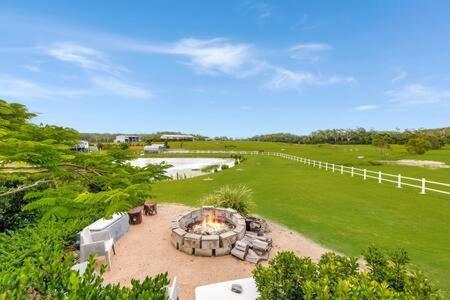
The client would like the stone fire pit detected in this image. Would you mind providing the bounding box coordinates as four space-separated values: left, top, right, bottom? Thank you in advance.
171 206 246 257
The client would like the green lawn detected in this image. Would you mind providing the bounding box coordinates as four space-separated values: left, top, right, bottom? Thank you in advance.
151 142 450 294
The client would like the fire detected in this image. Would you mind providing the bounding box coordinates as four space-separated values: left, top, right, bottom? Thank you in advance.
189 212 228 234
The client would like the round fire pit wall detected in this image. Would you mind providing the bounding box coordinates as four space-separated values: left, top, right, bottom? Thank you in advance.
171 206 246 257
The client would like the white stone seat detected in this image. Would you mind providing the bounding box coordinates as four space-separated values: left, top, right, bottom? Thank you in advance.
79 228 116 270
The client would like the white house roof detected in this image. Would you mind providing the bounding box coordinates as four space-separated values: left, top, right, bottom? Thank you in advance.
160 134 194 139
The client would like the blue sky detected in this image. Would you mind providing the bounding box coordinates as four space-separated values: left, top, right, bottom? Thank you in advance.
1 1 449 137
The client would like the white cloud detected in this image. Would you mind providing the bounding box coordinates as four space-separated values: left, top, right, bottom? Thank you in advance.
45 42 126 74
386 83 450 105
129 38 258 77
288 43 330 62
0 76 86 101
90 76 152 98
23 65 41 72
391 68 407 83
354 105 378 111
264 67 354 90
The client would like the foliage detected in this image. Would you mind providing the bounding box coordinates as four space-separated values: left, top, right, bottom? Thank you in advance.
0 99 172 297
201 185 254 216
253 249 441 299
221 164 229 170
406 137 432 154
0 218 169 299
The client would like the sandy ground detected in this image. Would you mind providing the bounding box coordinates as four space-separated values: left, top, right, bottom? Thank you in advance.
380 159 450 169
102 204 332 299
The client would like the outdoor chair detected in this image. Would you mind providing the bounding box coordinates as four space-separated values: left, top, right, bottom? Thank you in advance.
80 228 116 270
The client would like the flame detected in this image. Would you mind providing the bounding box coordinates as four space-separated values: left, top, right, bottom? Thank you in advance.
190 212 227 234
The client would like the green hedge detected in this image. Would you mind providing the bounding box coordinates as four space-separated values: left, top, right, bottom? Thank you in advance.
253 248 441 299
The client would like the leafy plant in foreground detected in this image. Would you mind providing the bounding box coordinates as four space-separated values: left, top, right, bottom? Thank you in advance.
253 248 441 299
201 185 255 216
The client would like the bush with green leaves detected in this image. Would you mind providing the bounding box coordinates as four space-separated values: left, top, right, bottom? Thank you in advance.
406 137 432 154
201 185 254 216
253 248 441 299
0 218 169 299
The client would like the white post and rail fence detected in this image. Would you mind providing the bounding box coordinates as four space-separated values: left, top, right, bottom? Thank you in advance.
167 149 450 196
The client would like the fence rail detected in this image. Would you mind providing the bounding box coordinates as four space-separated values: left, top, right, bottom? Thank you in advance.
166 149 450 196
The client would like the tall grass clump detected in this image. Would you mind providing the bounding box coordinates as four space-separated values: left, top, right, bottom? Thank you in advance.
201 185 255 216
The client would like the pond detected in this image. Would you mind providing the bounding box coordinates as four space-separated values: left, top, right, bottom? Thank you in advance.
130 157 236 179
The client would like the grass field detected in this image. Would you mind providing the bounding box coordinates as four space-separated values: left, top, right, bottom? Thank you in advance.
150 141 450 294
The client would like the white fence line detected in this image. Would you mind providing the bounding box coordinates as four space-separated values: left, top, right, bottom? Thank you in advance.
166 149 450 196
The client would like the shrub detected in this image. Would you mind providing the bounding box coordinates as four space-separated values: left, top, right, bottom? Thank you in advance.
0 218 169 299
221 164 229 170
253 248 441 299
406 137 432 154
201 185 255 216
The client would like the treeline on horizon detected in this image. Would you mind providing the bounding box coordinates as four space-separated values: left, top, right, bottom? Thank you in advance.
81 127 450 146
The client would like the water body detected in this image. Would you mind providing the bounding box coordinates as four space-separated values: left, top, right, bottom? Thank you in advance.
130 157 236 179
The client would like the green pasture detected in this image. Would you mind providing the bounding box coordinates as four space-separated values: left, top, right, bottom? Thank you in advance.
150 141 450 294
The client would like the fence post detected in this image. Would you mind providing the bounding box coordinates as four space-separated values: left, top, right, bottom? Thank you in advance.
351 167 354 176
325 162 328 171
313 160 316 167
363 169 367 180
421 178 426 194
397 174 402 188
319 161 322 169
340 165 344 174
378 171 382 183
332 163 335 172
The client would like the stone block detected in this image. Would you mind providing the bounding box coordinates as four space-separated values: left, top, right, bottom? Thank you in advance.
180 244 194 255
245 249 263 264
224 208 237 219
190 209 203 222
214 208 227 218
171 228 186 249
220 231 237 248
183 233 202 248
252 239 269 252
235 240 249 252
171 221 180 230
201 234 220 249
233 225 246 240
195 248 213 257
215 245 232 256
179 217 195 229
231 248 246 260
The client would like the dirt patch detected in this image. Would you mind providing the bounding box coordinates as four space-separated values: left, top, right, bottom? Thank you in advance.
101 204 333 299
380 159 450 169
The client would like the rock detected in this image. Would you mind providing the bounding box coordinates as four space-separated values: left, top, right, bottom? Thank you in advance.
252 239 269 252
231 284 243 294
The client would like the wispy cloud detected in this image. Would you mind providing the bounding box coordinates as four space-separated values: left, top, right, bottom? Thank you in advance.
391 67 407 83
44 42 127 74
129 38 259 77
90 76 152 98
386 83 450 105
23 65 41 72
354 105 378 111
238 1 272 23
0 76 86 101
264 67 354 90
288 43 331 63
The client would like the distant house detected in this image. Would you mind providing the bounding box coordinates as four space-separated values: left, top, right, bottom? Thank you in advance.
144 144 166 154
114 135 142 143
74 140 89 152
160 134 194 141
